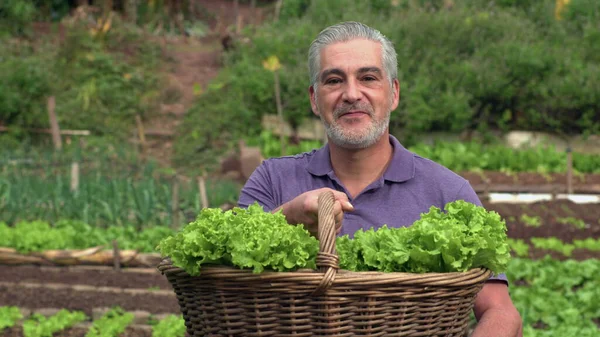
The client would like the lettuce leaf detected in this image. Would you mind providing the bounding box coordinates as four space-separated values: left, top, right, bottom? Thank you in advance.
159 200 509 275
337 200 510 274
157 203 319 276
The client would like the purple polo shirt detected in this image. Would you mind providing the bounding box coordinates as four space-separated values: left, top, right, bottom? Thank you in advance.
238 135 508 283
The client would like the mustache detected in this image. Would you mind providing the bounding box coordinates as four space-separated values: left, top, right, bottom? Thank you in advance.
333 103 374 118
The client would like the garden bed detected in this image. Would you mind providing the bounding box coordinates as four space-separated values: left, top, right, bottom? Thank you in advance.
463 171 600 193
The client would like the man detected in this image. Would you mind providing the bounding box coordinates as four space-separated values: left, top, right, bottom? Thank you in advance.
238 21 522 337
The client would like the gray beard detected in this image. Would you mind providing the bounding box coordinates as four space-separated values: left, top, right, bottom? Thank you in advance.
316 97 392 149
321 111 390 149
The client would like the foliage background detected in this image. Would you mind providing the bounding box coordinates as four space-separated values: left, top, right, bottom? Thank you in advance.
173 0 600 169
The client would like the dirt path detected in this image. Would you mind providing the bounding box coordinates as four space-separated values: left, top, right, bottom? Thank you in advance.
144 0 272 166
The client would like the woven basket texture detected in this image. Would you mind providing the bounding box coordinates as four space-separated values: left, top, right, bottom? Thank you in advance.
158 191 491 336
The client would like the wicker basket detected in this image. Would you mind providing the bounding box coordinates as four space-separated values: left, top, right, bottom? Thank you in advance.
158 191 491 336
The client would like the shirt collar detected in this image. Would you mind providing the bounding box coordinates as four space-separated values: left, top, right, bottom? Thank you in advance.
306 134 415 183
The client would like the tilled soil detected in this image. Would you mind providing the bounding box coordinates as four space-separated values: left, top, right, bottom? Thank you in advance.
462 171 600 192
0 266 171 290
482 199 600 242
0 283 180 317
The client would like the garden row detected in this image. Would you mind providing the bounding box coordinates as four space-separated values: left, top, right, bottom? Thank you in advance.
0 306 185 337
0 257 597 337
3 138 600 227
1 200 598 260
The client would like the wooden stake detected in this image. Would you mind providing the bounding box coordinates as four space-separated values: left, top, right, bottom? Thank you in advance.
236 14 244 34
251 0 257 25
198 175 209 209
125 0 138 24
70 162 80 193
274 0 283 22
483 178 490 202
234 0 240 34
47 96 62 150
171 177 180 228
0 126 90 136
566 147 573 194
112 240 121 271
273 71 285 155
135 114 147 159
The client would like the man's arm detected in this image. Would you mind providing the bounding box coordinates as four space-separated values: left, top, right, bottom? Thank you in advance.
471 281 522 337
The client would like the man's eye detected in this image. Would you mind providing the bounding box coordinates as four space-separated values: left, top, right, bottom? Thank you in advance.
325 78 342 85
363 76 377 81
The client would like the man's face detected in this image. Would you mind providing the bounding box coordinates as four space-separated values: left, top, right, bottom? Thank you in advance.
310 39 399 149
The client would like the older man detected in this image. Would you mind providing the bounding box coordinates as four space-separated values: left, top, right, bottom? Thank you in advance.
238 21 522 337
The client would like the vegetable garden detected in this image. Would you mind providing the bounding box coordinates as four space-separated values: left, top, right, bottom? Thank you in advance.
1 143 599 336
1 0 599 336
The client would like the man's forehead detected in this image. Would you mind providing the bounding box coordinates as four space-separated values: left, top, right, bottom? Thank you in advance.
319 39 383 70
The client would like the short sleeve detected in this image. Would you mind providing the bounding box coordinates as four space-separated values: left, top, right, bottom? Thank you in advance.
237 161 277 211
454 180 483 206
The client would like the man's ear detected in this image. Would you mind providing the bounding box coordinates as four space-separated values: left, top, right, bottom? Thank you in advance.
390 79 400 111
309 85 319 117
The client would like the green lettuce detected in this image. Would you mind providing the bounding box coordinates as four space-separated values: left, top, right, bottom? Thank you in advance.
159 200 509 275
157 203 319 276
337 200 510 274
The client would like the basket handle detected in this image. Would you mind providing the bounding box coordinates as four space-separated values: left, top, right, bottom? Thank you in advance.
312 190 339 296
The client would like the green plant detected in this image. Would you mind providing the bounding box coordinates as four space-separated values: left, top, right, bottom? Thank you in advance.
531 237 575 257
508 257 600 336
508 239 530 258
86 307 133 337
556 217 587 229
0 12 171 140
520 214 542 228
160 200 509 275
0 219 176 253
151 315 186 337
157 203 320 276
23 309 87 337
0 306 23 330
245 130 322 158
0 149 240 227
0 0 36 37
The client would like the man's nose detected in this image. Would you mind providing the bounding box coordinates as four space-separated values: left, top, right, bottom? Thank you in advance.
342 79 362 103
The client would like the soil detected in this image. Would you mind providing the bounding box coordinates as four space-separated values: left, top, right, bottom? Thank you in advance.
0 283 180 317
141 0 275 166
0 266 171 290
483 199 600 241
461 171 600 193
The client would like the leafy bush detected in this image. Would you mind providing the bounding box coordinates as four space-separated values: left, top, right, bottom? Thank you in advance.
0 45 53 128
0 0 36 37
0 13 170 139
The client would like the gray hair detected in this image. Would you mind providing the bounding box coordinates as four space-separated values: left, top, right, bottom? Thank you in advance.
308 22 398 89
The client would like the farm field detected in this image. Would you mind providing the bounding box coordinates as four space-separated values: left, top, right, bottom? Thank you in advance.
1 198 599 336
2 144 600 336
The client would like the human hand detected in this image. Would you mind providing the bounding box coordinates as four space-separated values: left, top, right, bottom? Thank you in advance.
277 188 354 236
